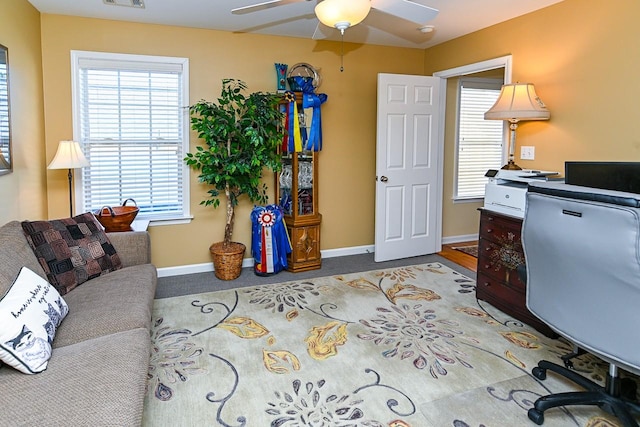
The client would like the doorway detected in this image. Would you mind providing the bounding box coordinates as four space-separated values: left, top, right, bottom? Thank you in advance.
433 56 512 243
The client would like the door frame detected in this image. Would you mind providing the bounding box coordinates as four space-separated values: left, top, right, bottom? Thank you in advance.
433 55 512 82
431 55 512 238
432 56 513 156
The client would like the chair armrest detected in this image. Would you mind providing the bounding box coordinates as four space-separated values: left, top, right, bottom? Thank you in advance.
106 231 151 267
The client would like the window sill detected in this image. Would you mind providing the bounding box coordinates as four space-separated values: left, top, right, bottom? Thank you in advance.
145 215 194 227
452 197 483 204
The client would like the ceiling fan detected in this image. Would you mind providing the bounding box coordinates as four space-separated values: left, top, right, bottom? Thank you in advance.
231 0 439 36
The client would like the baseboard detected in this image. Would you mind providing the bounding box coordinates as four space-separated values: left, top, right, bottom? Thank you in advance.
441 234 478 245
321 244 375 258
156 244 376 278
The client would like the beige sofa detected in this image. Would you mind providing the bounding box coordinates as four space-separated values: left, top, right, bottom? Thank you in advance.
0 220 157 426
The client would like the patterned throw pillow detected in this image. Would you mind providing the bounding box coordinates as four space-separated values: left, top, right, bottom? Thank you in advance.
21 213 122 295
0 267 69 374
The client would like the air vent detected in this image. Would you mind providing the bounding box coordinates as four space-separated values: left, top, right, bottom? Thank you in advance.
103 0 145 8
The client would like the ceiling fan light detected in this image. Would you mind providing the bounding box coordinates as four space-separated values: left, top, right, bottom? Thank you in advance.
315 0 371 31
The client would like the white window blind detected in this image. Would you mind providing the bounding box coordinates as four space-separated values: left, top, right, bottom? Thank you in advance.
455 78 504 199
72 51 189 220
0 61 9 164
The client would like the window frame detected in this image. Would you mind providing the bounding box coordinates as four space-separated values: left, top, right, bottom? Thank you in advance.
70 50 191 225
453 77 506 202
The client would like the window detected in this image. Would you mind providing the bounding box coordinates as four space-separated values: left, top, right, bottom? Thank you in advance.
455 78 504 200
71 51 190 222
0 48 10 171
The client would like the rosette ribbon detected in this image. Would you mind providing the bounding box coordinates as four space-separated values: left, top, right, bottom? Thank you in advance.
251 205 292 275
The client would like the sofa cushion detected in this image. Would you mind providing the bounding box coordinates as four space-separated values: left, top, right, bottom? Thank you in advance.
21 213 122 295
0 221 47 299
0 267 69 374
0 328 150 427
52 264 157 348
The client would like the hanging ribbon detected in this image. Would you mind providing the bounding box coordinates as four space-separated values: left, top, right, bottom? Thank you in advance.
294 76 328 152
285 91 303 153
280 102 289 152
303 92 328 151
292 101 303 152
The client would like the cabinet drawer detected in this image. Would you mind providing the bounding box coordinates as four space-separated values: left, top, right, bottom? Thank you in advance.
476 272 557 338
476 272 527 312
477 238 526 291
479 211 522 244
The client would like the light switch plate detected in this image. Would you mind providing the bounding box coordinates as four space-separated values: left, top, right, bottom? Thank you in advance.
520 146 535 160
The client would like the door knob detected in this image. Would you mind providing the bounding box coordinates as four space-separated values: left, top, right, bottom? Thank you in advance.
380 176 388 183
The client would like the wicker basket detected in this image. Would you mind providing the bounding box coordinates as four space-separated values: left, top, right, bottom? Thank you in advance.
95 199 139 232
209 241 246 280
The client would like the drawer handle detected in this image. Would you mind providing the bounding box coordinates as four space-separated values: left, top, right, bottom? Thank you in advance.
484 264 490 269
483 282 490 287
486 228 493 233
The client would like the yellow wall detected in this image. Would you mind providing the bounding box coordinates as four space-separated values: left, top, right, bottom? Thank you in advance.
39 14 425 268
0 0 46 223
425 0 640 174
9 0 640 269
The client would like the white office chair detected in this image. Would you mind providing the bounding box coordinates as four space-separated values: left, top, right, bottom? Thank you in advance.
522 181 640 426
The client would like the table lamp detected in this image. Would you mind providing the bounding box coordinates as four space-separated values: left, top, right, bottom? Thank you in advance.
484 83 550 170
48 140 90 217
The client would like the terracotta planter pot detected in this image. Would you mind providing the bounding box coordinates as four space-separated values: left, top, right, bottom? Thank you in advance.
209 241 246 280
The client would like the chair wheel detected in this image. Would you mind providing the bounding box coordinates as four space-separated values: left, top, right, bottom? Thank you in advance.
532 366 547 380
528 408 544 425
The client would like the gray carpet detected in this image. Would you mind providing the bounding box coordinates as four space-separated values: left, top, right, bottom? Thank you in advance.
155 253 475 298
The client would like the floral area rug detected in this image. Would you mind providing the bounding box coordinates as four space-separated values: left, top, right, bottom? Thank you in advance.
142 262 633 426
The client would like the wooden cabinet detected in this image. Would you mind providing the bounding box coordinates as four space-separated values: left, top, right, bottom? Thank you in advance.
275 93 321 272
477 209 555 337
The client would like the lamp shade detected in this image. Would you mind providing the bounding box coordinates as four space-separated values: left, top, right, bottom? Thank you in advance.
315 0 371 32
484 83 550 122
48 140 90 169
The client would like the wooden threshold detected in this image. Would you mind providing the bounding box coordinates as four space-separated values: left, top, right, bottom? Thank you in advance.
438 240 478 273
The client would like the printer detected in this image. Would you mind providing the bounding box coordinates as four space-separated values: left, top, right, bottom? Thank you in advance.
483 169 562 218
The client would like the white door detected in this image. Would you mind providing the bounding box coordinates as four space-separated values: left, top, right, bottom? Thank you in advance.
374 73 443 262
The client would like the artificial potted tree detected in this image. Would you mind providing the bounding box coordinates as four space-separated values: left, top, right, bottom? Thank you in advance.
186 79 284 280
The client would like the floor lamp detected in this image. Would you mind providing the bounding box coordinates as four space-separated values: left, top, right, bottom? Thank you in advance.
484 83 550 170
48 140 90 217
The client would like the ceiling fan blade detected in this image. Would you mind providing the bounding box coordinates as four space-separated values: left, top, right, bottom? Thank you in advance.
312 22 330 40
231 0 301 15
371 0 439 25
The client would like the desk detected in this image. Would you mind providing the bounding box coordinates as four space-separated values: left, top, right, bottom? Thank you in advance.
476 208 555 337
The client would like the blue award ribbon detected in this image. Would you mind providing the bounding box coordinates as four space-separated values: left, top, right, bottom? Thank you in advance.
303 92 327 151
294 76 327 152
251 205 292 274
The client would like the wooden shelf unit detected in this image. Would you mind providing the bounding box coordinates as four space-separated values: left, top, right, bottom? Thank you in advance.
275 93 322 272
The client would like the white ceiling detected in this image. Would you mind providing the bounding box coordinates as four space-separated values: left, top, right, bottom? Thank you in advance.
27 0 564 49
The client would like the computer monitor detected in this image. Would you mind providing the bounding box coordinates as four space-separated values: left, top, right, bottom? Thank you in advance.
565 161 640 194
